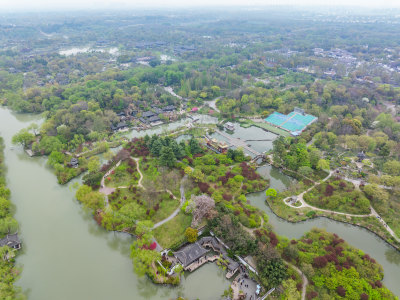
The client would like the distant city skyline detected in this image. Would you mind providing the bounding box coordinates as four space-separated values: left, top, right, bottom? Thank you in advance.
1 0 400 12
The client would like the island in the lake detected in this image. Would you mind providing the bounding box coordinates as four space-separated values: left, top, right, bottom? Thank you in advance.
1 7 400 300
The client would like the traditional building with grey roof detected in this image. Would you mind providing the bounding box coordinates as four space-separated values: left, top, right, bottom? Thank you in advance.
173 242 209 268
0 233 21 250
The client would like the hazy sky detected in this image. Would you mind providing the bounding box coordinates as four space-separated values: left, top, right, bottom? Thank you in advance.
1 0 400 12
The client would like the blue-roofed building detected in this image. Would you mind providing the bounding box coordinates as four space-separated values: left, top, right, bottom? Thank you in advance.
265 108 317 135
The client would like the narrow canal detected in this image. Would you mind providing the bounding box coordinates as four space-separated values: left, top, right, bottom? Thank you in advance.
251 165 400 296
0 107 399 298
0 108 229 300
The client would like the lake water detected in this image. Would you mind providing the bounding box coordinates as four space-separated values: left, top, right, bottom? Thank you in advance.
210 123 277 157
0 108 399 298
59 47 119 56
252 166 400 296
0 108 229 300
125 114 218 139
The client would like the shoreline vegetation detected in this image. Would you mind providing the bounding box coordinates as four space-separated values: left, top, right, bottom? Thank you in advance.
7 108 400 298
2 9 400 298
69 133 397 299
0 137 24 299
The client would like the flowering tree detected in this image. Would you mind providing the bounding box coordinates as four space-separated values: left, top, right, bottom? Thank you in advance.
191 194 215 227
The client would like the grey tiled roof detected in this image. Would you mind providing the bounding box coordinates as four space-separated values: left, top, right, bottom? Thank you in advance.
148 116 161 122
142 111 155 118
0 233 21 248
174 242 209 267
163 105 176 112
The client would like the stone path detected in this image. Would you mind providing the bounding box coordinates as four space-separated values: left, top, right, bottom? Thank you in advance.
98 158 188 230
370 207 400 242
132 157 144 188
285 262 308 300
206 96 221 113
282 169 400 242
152 175 187 229
99 160 122 200
231 273 258 300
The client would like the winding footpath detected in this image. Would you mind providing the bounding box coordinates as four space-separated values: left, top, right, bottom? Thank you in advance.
282 169 400 243
206 96 221 113
99 160 121 206
98 157 187 230
152 175 187 229
286 262 308 300
244 212 308 300
132 157 144 188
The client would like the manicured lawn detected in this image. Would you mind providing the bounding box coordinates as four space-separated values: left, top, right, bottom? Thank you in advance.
250 121 291 137
153 212 192 249
151 193 181 223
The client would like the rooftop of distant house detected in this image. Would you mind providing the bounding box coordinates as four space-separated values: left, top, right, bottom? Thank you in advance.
142 111 156 118
0 233 21 249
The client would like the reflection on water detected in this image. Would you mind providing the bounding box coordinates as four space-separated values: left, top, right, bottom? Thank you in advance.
0 107 399 297
176 134 192 143
256 164 294 192
248 166 400 295
385 249 400 266
126 114 218 140
210 123 277 157
0 108 231 300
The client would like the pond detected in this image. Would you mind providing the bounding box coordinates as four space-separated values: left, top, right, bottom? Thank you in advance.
249 165 400 295
209 123 277 157
59 47 119 56
1 107 399 298
0 108 230 300
125 114 218 140
175 134 192 143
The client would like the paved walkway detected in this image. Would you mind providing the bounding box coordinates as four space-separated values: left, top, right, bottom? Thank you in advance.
285 262 308 300
152 175 187 229
132 157 144 188
282 169 400 242
241 216 264 236
370 207 400 242
231 273 258 300
284 169 370 217
99 160 122 202
206 96 221 113
98 157 188 230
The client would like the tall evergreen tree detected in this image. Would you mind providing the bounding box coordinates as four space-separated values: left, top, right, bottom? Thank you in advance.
150 139 163 157
160 146 176 167
189 138 202 154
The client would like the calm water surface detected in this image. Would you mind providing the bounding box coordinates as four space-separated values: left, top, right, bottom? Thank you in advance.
0 108 399 298
0 108 229 300
210 123 277 157
253 165 400 296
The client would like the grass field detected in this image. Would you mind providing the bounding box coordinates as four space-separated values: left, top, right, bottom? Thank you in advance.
152 194 181 223
250 121 291 137
153 212 192 249
105 161 139 188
